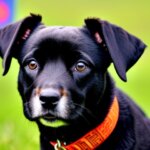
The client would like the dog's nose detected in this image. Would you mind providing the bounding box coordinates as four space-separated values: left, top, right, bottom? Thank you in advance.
39 89 60 109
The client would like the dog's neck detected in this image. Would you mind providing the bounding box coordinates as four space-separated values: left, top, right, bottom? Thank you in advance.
38 74 117 149
50 96 119 149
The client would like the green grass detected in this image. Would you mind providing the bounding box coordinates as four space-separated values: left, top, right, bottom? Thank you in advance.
0 0 150 149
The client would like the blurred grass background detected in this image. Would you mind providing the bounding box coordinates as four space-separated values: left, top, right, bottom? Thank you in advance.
0 0 150 149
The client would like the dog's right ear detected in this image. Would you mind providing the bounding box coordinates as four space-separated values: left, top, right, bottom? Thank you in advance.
0 14 42 75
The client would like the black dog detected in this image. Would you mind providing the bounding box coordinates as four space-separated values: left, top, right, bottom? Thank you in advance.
0 14 150 150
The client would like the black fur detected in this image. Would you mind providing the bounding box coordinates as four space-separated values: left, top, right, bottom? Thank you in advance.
0 14 150 150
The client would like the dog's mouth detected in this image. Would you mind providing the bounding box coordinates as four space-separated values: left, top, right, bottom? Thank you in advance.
39 115 69 128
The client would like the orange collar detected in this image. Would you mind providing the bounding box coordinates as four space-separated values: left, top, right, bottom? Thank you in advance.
50 96 119 150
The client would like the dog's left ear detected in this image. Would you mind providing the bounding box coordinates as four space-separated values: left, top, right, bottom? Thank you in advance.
85 18 146 81
0 14 42 75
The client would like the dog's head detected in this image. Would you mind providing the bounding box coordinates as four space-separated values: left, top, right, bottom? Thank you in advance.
0 14 146 129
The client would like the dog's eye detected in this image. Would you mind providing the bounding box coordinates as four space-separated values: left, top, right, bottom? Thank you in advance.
75 62 87 72
28 61 38 70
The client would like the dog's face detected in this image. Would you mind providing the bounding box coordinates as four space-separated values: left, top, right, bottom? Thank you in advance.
18 26 110 126
0 14 146 129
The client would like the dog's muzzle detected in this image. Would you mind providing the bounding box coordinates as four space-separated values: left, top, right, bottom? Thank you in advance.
29 87 70 124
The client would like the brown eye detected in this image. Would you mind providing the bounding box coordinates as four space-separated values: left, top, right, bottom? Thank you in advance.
28 61 38 70
75 62 87 72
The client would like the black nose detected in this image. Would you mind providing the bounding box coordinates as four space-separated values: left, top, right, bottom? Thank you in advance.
39 89 60 109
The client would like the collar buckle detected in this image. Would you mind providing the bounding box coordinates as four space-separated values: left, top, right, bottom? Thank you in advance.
54 140 66 150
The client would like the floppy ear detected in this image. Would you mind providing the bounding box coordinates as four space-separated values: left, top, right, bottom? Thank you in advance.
85 18 146 81
0 14 42 75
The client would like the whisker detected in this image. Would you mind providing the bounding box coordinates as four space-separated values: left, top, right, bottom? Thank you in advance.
73 103 98 121
75 110 92 125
